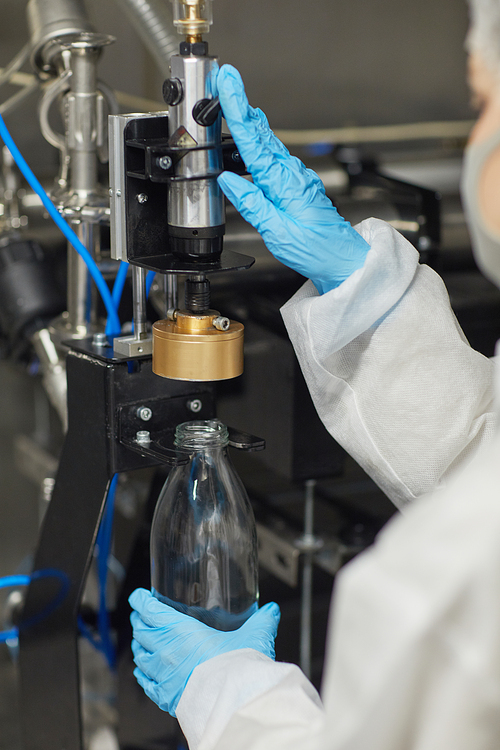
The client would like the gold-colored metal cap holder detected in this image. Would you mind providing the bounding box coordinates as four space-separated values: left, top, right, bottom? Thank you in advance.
153 310 244 382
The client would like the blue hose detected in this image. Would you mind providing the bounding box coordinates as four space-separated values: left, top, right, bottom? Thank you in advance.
146 270 156 297
0 575 30 642
0 628 18 643
112 261 129 311
0 575 31 589
0 113 121 336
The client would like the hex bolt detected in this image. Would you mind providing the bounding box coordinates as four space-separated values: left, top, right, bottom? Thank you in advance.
213 316 230 331
93 332 107 347
136 193 148 204
136 430 151 444
137 406 153 421
158 155 173 170
187 399 202 413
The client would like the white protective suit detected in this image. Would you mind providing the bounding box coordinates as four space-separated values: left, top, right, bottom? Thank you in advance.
175 218 500 750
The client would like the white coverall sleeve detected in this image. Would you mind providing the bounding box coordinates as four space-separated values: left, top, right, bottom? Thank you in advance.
281 217 496 509
177 430 500 750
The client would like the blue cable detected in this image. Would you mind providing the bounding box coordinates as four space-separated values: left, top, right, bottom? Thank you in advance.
0 113 121 336
0 547 116 666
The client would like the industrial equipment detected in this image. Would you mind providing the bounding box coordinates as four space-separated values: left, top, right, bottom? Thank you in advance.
11 3 268 749
0 2 490 749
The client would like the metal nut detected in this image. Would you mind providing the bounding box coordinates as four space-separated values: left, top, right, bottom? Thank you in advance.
137 406 153 421
136 430 151 444
92 332 107 347
136 193 148 204
213 316 230 331
158 155 173 170
187 399 202 413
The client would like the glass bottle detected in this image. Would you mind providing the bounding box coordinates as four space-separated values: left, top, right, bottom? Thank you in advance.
151 419 259 631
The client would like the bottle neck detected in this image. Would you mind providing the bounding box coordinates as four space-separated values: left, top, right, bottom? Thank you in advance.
174 419 229 452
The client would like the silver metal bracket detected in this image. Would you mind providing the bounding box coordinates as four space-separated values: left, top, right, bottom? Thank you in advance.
113 333 153 357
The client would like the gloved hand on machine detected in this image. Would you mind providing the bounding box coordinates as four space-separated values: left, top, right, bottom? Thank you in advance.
129 588 281 717
216 64 370 294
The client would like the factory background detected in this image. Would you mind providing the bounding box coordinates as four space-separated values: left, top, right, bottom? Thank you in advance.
0 0 472 175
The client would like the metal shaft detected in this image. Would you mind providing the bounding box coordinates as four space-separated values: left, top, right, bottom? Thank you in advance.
300 479 316 679
165 273 178 313
132 265 148 339
67 222 92 332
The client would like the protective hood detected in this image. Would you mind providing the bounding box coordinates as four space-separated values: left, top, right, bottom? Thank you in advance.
461 127 500 289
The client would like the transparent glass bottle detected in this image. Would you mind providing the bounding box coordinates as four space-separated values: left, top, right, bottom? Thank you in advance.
151 419 259 631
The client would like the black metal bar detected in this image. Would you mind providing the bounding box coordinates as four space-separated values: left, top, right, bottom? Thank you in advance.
18 349 216 750
18 352 114 750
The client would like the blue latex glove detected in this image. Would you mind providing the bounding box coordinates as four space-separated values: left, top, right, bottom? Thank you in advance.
129 588 281 717
216 65 370 294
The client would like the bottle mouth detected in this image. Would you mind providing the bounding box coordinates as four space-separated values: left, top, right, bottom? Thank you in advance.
175 419 229 448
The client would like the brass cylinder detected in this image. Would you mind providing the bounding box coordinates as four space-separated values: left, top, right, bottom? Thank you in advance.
153 310 244 381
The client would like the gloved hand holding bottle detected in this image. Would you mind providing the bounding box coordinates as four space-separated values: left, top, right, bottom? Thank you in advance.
129 588 281 717
216 65 370 294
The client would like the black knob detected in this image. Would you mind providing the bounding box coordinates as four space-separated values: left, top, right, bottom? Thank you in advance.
192 97 221 127
162 78 183 106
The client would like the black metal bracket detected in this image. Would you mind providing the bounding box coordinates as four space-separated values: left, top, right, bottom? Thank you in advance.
17 347 216 750
123 115 252 274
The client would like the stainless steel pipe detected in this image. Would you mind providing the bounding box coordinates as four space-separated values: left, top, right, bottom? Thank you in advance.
26 0 95 74
113 0 178 75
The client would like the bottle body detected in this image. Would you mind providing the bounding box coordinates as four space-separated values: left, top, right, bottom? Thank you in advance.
151 420 258 631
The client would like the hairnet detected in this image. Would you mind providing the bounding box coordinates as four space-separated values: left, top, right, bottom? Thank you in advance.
466 0 500 77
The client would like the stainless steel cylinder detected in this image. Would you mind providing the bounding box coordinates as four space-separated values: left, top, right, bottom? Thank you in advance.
26 0 95 74
67 223 92 333
67 47 100 196
168 53 224 233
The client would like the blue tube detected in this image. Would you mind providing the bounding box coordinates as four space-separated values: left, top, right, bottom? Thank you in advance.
112 261 129 311
0 628 18 643
0 114 121 336
146 270 156 297
0 575 29 643
0 575 31 589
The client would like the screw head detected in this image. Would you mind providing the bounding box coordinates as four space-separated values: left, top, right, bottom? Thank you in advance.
136 193 148 204
137 406 153 421
136 430 151 444
187 399 202 413
213 316 230 331
232 150 241 163
158 156 173 171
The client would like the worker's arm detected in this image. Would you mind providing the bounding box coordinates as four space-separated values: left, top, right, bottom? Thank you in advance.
281 217 495 508
218 65 495 509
